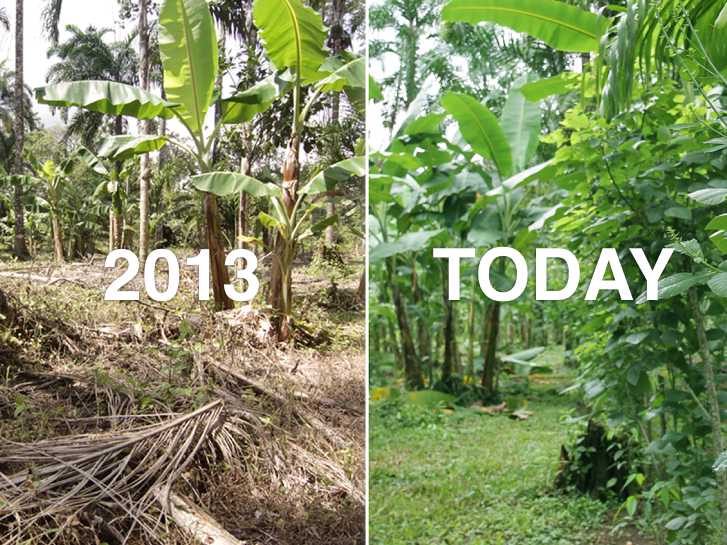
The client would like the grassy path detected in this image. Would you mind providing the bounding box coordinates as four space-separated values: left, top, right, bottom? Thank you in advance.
369 392 613 545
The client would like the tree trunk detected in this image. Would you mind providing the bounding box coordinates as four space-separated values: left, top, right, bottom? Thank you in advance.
322 0 345 257
138 0 151 266
442 266 454 385
109 206 115 252
387 256 423 389
688 287 727 545
13 0 28 258
467 280 476 379
481 300 500 393
203 191 234 310
357 268 365 300
411 268 431 370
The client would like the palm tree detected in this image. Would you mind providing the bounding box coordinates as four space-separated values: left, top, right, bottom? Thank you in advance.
369 0 443 131
46 25 138 146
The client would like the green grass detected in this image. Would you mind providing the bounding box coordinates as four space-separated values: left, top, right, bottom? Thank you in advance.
369 394 612 545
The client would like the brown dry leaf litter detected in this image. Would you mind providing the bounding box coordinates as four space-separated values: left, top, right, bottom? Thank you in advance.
0 257 364 545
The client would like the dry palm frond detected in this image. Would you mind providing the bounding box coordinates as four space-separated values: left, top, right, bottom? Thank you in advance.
0 399 226 544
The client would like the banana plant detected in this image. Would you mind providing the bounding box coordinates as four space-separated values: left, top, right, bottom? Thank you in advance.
191 0 365 340
23 150 78 262
195 155 365 341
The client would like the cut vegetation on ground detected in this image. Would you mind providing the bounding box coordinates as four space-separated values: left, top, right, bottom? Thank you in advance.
0 255 365 545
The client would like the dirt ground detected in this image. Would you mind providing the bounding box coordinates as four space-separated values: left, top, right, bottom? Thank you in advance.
0 254 365 545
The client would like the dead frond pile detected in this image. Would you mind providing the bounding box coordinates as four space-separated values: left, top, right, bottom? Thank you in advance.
0 400 225 544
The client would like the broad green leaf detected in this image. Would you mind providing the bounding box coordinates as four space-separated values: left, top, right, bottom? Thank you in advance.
159 0 218 137
501 74 541 173
519 72 579 102
711 230 727 254
253 0 329 82
259 212 282 228
310 214 338 233
706 213 727 230
316 55 366 92
442 0 600 53
221 72 293 124
371 152 423 170
688 187 727 205
486 160 555 196
665 517 686 531
301 156 366 195
36 81 178 119
76 145 109 175
635 272 712 304
97 135 169 162
24 150 42 173
369 229 444 262
709 272 727 296
442 92 512 178
621 331 649 345
191 172 281 198
664 206 692 221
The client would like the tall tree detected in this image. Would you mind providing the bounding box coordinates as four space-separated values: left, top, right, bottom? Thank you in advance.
13 0 28 257
323 0 347 252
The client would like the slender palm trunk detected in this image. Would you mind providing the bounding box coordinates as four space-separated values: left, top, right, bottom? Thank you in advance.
13 0 28 257
138 0 151 266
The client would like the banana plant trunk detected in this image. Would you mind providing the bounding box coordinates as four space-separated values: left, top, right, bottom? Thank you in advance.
267 133 299 342
51 197 64 263
203 190 233 310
